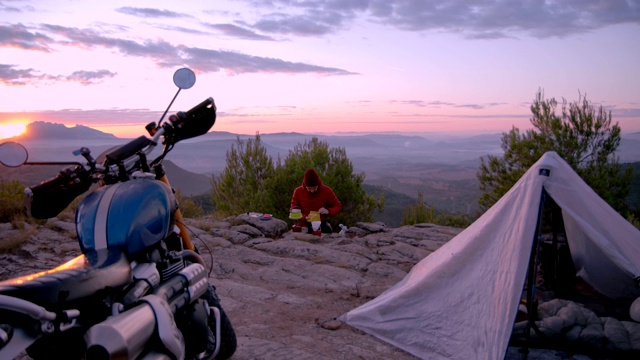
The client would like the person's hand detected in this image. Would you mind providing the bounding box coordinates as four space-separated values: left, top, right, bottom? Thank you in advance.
318 207 329 215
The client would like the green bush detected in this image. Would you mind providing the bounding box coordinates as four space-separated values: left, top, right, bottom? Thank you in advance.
270 137 383 228
210 134 275 217
211 135 383 228
175 189 204 218
0 179 25 223
402 191 472 228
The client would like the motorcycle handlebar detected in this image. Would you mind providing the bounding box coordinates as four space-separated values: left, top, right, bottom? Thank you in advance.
26 166 92 219
170 97 216 143
107 97 215 170
23 97 215 219
105 136 152 164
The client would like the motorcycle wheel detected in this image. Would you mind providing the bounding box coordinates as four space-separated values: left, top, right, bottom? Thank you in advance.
202 285 237 360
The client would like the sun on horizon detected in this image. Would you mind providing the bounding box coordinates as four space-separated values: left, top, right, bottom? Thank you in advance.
0 122 27 140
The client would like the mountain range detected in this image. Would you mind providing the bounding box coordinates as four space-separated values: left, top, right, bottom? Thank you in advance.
3 121 640 225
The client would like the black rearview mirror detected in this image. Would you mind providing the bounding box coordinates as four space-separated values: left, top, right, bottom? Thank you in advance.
173 68 196 90
0 142 29 167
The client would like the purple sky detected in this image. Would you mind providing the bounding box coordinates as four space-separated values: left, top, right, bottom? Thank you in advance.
1 0 639 138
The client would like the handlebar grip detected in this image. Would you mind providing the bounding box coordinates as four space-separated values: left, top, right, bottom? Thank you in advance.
26 167 91 219
29 172 68 194
105 136 152 164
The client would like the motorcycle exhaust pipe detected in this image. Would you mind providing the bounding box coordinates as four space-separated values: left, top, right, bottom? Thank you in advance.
84 303 155 360
84 264 207 359
85 294 186 360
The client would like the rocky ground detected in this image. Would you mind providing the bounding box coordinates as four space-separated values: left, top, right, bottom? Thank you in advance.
0 215 458 359
0 215 592 359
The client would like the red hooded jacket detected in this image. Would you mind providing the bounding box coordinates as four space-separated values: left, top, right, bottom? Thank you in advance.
290 169 342 225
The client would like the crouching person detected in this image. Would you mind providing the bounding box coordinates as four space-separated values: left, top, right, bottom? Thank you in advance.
290 168 342 234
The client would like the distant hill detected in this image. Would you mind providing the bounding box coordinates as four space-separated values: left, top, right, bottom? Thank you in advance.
162 160 211 196
0 159 211 197
625 131 640 139
10 121 117 141
195 131 308 141
620 136 640 163
3 121 639 223
364 184 417 226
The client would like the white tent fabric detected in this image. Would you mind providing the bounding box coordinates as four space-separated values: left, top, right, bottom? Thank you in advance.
340 151 640 360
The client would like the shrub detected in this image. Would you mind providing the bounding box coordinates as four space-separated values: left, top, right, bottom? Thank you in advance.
0 228 35 252
0 179 25 223
175 189 204 219
211 135 275 217
211 135 383 228
402 191 472 228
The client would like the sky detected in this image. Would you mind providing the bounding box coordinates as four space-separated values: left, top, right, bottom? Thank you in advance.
0 0 639 139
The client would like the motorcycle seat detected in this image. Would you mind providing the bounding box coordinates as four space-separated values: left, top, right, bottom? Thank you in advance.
0 249 132 308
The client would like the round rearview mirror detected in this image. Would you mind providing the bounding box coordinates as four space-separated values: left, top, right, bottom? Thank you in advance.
173 68 196 90
0 142 29 167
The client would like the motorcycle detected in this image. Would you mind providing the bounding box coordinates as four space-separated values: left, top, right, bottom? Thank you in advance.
0 68 237 360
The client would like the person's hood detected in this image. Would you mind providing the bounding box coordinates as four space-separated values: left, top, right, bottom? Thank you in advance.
302 168 324 188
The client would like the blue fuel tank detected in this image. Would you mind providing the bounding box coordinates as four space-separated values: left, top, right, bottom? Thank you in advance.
76 180 176 256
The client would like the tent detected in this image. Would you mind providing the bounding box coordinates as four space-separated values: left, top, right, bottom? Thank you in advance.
340 151 640 359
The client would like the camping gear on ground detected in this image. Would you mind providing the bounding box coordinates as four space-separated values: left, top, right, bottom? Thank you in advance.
311 221 322 236
260 213 272 220
302 211 322 236
290 208 304 232
311 221 322 231
340 151 640 360
289 208 302 220
307 211 321 222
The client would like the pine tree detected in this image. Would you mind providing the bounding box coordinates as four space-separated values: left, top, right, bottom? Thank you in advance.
477 90 633 215
211 134 275 216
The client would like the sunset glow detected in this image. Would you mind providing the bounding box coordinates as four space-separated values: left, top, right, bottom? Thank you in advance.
0 122 27 140
0 1 638 138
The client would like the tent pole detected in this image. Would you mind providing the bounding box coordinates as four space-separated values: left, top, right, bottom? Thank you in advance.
523 187 548 355
551 199 559 290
